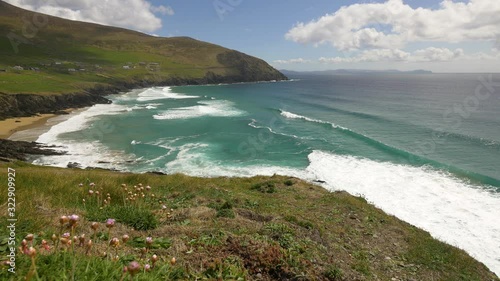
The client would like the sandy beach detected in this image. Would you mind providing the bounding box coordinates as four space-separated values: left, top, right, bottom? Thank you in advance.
0 108 83 141
0 114 57 140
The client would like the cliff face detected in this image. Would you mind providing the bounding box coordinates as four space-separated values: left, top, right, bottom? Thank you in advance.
0 1 287 120
0 92 110 120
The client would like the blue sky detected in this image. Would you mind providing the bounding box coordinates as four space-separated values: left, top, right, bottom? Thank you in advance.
6 0 500 72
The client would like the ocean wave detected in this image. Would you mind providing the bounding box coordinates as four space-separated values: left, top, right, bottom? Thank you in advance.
153 100 246 120
280 110 349 130
306 150 500 276
37 104 127 144
161 145 500 275
137 87 199 101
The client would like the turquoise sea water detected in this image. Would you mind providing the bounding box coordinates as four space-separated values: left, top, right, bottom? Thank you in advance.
34 74 500 274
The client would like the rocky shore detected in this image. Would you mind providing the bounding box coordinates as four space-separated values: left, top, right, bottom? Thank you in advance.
0 139 64 161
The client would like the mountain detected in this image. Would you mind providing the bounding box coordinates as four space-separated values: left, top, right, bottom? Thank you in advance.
0 1 286 119
281 69 432 77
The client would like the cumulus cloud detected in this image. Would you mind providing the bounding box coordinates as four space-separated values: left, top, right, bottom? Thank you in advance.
4 0 174 33
285 0 500 51
319 47 464 64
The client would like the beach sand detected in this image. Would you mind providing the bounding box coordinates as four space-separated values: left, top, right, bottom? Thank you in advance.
1 108 83 141
0 114 57 140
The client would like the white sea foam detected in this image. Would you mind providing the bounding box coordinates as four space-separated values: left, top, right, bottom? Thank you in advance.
37 104 126 144
280 110 349 130
159 144 500 276
34 103 133 170
153 100 245 120
164 142 310 179
306 150 500 276
137 87 199 101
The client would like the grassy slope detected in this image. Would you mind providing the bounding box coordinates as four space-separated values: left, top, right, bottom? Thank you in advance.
0 162 497 280
0 1 284 95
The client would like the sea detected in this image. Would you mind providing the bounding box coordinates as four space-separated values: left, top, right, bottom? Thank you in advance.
25 73 500 275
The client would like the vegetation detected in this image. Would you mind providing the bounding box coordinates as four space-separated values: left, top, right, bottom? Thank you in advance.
0 1 286 96
0 161 498 280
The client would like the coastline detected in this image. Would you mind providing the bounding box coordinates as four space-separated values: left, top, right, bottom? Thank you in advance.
0 108 82 141
0 85 498 276
0 114 57 140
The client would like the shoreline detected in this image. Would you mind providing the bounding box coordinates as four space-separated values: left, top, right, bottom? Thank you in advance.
0 114 57 140
1 108 81 141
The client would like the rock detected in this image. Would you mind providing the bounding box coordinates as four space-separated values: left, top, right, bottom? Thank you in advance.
313 180 327 184
0 139 65 160
67 162 81 168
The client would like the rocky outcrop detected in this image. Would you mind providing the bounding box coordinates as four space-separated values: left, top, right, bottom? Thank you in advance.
0 139 64 161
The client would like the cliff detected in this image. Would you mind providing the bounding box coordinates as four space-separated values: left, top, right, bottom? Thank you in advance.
0 1 287 120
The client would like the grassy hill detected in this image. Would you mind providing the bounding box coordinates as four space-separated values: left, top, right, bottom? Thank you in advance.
0 161 498 280
0 1 285 97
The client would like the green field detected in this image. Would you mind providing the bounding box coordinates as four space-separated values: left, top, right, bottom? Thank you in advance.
0 1 283 95
0 162 497 280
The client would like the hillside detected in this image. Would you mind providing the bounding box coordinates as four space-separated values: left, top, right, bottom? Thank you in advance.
0 161 498 280
0 1 286 119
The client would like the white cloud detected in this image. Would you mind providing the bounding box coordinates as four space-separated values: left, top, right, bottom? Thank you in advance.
273 58 312 64
152 5 174 16
4 0 174 33
319 47 464 64
285 0 500 51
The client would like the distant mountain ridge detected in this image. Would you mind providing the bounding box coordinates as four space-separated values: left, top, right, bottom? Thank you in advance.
281 69 432 76
0 0 286 119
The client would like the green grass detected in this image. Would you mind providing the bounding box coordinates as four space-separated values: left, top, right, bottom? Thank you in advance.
0 161 497 280
0 2 284 95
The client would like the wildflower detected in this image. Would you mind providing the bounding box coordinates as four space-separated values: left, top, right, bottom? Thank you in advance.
121 183 126 188
28 247 36 257
91 222 99 231
151 254 159 268
20 239 28 254
145 237 153 247
144 264 151 272
162 205 167 210
78 234 85 247
122 234 130 243
79 183 83 187
62 232 70 239
109 238 120 247
85 240 92 255
127 261 141 276
69 214 79 227
25 234 34 242
60 238 69 245
41 240 50 251
105 219 116 228
170 257 176 265
89 182 95 187
146 185 151 191
51 234 58 243
88 190 94 195
59 215 69 225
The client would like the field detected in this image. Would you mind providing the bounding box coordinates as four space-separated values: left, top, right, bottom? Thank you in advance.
0 2 281 95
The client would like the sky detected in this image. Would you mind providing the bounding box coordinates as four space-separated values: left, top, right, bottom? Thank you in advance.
4 0 500 73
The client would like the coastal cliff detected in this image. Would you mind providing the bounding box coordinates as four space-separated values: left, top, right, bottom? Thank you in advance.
0 1 287 120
